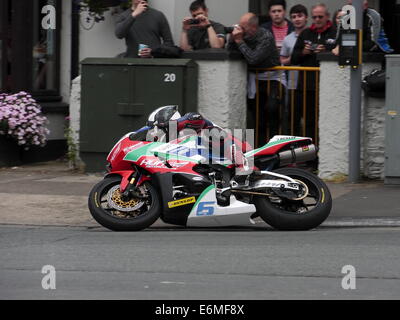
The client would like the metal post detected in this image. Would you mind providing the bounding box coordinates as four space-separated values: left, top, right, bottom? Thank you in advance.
349 0 363 183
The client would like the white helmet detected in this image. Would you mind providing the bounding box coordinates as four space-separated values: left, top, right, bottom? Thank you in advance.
147 105 181 127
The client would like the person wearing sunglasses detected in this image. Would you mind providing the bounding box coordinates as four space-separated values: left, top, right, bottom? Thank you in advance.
290 3 336 147
292 3 336 66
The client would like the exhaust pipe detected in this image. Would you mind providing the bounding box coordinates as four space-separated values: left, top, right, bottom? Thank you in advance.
278 144 317 166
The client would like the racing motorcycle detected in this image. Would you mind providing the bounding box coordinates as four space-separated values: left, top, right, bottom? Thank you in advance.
88 106 332 231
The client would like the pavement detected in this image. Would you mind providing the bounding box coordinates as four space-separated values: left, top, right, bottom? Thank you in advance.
1 225 399 299
0 160 399 229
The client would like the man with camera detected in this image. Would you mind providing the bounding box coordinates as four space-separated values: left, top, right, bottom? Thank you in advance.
291 3 336 145
180 0 226 51
115 0 174 58
227 13 282 147
291 3 336 67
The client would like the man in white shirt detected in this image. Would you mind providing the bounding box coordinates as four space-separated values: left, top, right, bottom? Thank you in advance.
280 4 308 89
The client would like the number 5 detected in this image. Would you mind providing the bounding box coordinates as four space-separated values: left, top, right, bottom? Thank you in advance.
197 201 215 216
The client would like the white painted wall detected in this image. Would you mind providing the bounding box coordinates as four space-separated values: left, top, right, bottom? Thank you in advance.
79 8 126 60
197 60 247 129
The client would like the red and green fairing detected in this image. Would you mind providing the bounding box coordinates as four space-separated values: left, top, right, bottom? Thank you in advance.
244 136 313 159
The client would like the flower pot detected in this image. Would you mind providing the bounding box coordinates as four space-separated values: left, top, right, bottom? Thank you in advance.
0 136 22 167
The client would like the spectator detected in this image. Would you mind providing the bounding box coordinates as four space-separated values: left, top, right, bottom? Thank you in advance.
331 9 346 56
280 4 308 66
291 3 336 142
115 0 174 58
260 0 293 137
180 0 226 51
333 8 346 29
347 0 393 54
280 4 308 135
227 13 282 146
261 0 294 51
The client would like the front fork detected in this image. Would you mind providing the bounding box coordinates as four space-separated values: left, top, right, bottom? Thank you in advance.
105 169 149 197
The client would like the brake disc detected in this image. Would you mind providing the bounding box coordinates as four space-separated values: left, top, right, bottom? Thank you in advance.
106 185 145 212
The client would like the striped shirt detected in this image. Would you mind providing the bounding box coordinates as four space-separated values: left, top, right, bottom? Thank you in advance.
272 24 289 50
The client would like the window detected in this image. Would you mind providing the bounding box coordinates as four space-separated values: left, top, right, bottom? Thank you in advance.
32 0 58 92
0 0 11 92
0 0 61 99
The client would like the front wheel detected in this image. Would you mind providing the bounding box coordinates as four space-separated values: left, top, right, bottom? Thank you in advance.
253 168 332 230
88 176 161 231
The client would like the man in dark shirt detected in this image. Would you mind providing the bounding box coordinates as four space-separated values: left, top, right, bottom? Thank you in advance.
115 0 174 58
291 3 336 143
180 0 226 50
228 13 282 146
228 13 279 68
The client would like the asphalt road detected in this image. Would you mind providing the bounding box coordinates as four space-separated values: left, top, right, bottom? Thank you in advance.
1 225 399 300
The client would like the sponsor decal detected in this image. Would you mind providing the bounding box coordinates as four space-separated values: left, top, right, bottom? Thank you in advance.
140 159 190 169
270 135 297 142
140 159 166 168
192 177 203 181
123 142 144 154
168 197 196 208
170 161 190 168
110 143 121 162
302 146 310 152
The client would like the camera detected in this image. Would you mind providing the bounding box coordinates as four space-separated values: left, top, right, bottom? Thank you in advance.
310 43 318 51
188 18 201 25
224 25 239 33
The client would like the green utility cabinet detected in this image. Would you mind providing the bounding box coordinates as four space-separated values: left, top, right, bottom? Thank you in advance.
80 58 198 172
385 55 400 185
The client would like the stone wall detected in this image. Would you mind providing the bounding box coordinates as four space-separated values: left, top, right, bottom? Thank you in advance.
318 56 384 180
363 95 386 179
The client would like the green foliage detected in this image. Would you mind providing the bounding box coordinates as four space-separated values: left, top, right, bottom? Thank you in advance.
64 126 78 170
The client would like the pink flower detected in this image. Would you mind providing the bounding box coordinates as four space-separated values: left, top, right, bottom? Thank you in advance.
0 91 48 148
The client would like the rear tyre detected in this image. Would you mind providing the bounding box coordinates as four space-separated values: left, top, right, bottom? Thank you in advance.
88 176 161 231
253 168 332 230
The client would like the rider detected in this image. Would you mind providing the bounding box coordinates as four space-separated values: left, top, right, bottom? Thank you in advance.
175 112 254 178
151 106 254 176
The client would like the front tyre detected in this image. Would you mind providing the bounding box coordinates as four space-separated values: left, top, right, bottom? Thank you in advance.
254 168 332 230
88 176 161 231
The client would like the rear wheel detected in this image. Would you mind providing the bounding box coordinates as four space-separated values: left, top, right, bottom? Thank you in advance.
88 176 161 231
253 168 332 230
